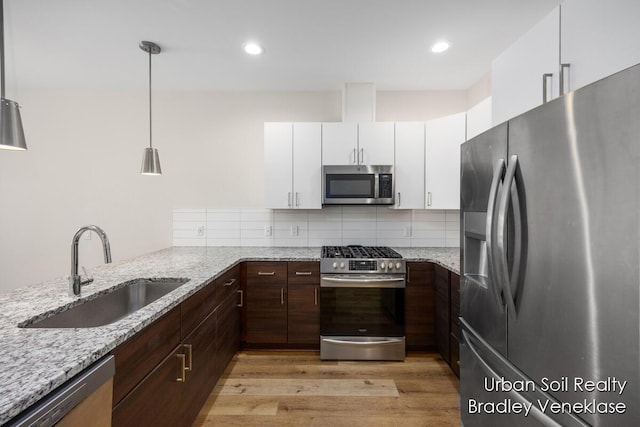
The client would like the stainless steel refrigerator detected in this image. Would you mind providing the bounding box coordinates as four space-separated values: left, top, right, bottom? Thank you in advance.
460 63 640 426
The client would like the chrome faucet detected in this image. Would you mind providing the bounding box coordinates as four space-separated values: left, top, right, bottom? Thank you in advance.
70 225 112 296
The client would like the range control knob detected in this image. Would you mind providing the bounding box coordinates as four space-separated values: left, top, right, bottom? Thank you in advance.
388 263 393 270
395 262 402 270
332 262 338 269
340 262 345 269
380 262 386 270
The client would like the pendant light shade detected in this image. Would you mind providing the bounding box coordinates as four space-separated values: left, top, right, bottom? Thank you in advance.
139 40 161 175
141 147 161 175
0 0 26 151
0 98 26 150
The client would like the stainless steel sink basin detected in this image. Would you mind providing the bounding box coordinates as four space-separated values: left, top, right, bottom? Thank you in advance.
21 278 189 328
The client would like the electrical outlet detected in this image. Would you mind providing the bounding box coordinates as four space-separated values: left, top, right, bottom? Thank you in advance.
264 225 272 237
197 226 205 237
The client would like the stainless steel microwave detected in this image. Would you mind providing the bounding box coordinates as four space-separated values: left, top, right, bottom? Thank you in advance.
322 165 394 205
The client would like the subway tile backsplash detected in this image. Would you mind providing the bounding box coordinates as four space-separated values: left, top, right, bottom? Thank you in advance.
173 207 460 248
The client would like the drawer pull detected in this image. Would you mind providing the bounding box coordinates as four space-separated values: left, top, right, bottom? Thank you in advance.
314 287 318 305
295 271 312 276
224 278 236 287
258 271 276 276
176 354 187 382
237 289 244 307
184 344 193 372
280 288 285 305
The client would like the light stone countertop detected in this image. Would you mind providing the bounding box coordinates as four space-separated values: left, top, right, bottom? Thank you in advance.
0 246 459 425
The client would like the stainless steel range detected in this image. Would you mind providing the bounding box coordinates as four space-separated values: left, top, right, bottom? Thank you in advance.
320 245 406 361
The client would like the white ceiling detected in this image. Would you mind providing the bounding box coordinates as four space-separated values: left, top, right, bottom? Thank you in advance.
4 0 562 92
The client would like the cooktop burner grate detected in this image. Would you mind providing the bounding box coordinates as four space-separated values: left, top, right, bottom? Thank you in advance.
321 245 402 259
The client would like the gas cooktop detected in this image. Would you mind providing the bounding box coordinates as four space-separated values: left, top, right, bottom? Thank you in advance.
321 245 402 259
320 246 405 274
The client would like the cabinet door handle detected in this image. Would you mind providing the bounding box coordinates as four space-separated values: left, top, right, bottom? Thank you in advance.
295 192 300 207
350 148 356 164
183 344 193 372
542 73 553 103
560 63 571 96
287 192 292 208
258 271 276 276
397 192 401 207
427 192 432 207
224 278 236 287
359 148 364 164
314 287 318 306
237 289 244 307
176 354 186 382
280 288 285 305
295 271 312 276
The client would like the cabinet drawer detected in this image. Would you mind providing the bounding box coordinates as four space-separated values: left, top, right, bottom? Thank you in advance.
214 264 240 304
181 280 216 339
287 261 319 285
111 307 181 406
246 262 287 285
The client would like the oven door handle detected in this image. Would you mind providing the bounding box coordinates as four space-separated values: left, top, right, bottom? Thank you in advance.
320 276 405 288
322 338 404 346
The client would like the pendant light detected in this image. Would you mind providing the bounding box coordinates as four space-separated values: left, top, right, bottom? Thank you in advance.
0 0 26 151
140 40 161 175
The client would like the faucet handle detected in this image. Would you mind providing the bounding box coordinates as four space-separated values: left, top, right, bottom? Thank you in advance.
80 266 94 286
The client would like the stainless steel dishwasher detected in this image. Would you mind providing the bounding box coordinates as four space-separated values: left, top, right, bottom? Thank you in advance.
7 355 115 427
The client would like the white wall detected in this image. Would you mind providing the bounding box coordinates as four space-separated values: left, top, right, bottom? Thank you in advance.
0 88 467 293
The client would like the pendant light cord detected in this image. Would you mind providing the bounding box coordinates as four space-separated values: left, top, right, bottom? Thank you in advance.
1 0 6 99
148 48 152 149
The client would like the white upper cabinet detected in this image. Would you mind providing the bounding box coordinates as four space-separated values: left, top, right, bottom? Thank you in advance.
357 122 395 165
393 122 425 210
322 122 394 166
321 122 358 165
264 122 321 209
492 6 560 126
561 0 640 93
264 122 293 209
292 123 322 209
425 112 466 210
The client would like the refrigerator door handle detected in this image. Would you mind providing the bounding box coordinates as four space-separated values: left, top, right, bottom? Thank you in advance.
486 158 506 308
496 154 519 319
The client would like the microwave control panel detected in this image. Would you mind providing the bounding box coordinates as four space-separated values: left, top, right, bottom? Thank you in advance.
378 174 393 198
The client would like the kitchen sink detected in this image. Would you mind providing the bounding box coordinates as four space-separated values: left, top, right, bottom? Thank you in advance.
21 278 189 328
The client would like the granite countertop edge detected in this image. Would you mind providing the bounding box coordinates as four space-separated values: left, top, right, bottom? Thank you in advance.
0 246 459 425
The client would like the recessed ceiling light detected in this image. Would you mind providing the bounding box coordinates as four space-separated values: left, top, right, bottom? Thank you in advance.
243 42 264 56
431 41 450 53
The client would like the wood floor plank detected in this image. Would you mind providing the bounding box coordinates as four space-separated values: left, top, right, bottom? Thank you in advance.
192 351 460 427
218 378 400 397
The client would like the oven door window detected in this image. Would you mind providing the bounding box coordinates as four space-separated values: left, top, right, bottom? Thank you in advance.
325 174 375 199
320 287 405 336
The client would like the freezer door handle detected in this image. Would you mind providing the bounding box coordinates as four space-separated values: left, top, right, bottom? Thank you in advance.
462 327 566 427
486 158 506 309
495 155 520 319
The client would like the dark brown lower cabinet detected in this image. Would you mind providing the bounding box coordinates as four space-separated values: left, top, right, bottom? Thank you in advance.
434 264 451 364
287 261 320 346
405 262 435 350
112 267 240 427
215 288 241 380
245 262 288 344
112 345 183 427
449 273 460 377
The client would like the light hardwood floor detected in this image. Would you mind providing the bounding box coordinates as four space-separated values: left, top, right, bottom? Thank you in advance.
193 351 460 427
